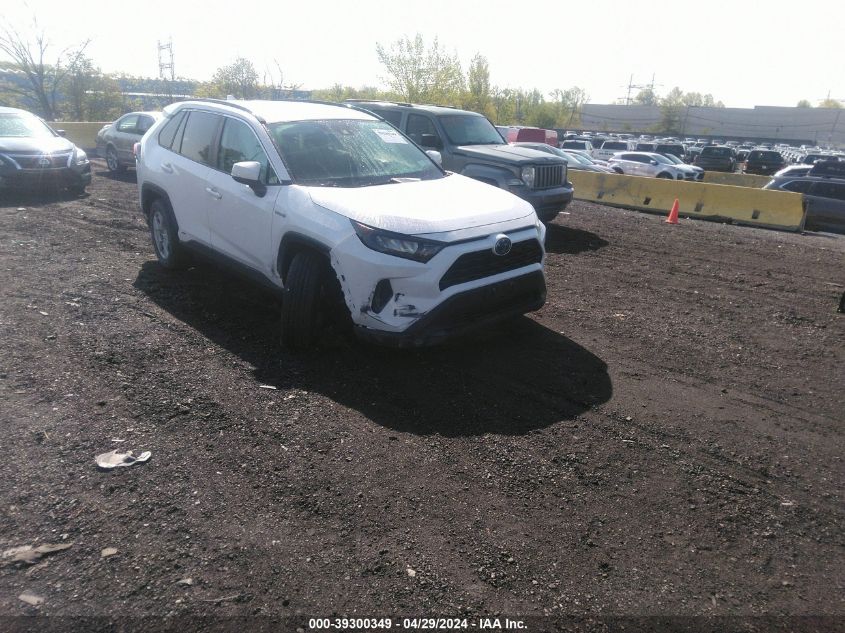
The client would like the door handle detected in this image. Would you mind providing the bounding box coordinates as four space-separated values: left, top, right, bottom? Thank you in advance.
161 162 173 174
206 187 222 199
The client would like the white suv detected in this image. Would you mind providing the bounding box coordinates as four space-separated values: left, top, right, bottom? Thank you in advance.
608 152 701 180
136 99 547 349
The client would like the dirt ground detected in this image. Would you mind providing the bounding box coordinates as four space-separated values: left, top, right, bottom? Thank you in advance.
1 161 843 632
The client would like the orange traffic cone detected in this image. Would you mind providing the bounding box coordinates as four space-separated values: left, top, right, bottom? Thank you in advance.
666 198 680 224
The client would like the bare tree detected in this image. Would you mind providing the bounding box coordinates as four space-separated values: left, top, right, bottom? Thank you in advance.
0 16 89 119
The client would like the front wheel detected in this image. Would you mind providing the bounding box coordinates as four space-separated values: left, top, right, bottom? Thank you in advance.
106 146 125 173
280 251 328 350
149 199 186 269
657 172 673 179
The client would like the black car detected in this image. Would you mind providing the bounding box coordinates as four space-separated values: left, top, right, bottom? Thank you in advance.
694 145 737 172
744 149 785 175
763 162 845 233
0 106 91 194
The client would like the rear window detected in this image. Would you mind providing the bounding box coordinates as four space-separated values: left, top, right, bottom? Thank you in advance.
602 141 627 150
158 111 187 150
749 151 782 161
702 147 732 157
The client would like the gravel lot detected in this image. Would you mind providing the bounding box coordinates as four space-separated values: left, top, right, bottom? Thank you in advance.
1 161 843 632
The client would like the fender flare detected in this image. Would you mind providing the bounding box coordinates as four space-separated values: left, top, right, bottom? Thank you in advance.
140 183 173 222
276 232 332 284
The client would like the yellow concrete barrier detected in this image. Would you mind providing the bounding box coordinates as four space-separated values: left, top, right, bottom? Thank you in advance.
702 172 772 188
569 171 806 232
48 122 109 150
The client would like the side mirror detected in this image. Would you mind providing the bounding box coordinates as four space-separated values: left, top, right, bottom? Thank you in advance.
56 129 66 137
650 160 658 165
419 133 442 149
231 161 266 197
425 150 442 166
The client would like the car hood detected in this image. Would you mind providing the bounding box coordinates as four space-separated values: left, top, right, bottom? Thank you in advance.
0 136 76 154
308 173 535 235
455 144 566 165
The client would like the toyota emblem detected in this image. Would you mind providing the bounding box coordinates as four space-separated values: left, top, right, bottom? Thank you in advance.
38 157 51 167
493 235 512 256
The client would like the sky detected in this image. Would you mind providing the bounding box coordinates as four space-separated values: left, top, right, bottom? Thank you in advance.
3 0 843 108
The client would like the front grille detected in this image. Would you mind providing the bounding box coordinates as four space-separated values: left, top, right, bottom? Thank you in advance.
4 152 72 170
439 239 543 291
533 164 565 189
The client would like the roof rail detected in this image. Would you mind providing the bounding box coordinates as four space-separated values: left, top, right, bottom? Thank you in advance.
176 97 266 123
344 99 414 107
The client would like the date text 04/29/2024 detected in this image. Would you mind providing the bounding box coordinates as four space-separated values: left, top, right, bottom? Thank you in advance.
307 617 527 630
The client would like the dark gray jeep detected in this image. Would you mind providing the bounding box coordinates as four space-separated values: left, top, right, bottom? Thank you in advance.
346 101 573 222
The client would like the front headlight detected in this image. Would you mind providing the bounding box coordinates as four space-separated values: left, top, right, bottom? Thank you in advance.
521 166 535 188
75 149 88 165
351 220 445 263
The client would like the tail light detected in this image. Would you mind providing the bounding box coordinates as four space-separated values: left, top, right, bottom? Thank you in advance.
133 142 141 160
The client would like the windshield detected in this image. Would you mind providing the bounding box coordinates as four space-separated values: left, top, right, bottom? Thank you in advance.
662 154 683 164
268 119 443 187
0 114 57 138
561 151 590 165
439 114 503 145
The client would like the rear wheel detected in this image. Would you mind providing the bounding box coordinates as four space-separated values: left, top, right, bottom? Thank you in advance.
613 168 624 174
149 198 186 269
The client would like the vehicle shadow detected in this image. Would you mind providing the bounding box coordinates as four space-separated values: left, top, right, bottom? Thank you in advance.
94 168 137 184
0 188 87 208
134 260 612 437
544 223 609 255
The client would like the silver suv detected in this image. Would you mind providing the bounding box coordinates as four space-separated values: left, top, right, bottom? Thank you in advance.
135 99 548 349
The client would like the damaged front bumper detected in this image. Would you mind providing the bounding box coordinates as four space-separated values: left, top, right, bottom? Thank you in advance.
354 271 546 347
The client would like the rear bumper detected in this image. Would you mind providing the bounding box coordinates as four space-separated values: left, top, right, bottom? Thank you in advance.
354 271 547 348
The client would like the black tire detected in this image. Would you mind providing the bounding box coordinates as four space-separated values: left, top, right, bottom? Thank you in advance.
148 198 186 269
280 251 328 350
613 168 624 174
106 146 125 173
657 172 673 179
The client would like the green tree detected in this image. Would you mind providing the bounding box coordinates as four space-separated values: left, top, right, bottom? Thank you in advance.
797 99 813 108
211 58 259 99
375 34 464 104
819 98 842 109
465 53 493 117
634 88 658 106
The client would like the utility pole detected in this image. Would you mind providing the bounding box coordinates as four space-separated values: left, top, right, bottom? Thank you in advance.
157 39 175 105
830 107 842 148
620 74 660 106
